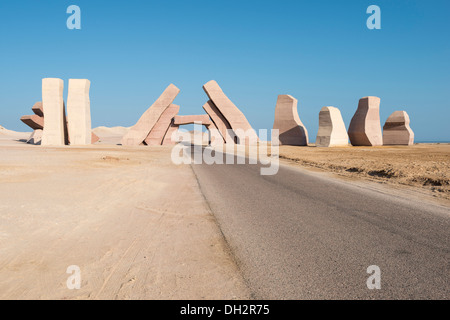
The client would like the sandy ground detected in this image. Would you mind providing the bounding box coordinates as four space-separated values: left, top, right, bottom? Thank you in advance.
1 124 448 299
0 126 30 145
92 126 129 145
278 144 450 202
0 129 250 300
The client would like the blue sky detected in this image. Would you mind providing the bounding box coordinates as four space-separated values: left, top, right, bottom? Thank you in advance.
0 0 448 141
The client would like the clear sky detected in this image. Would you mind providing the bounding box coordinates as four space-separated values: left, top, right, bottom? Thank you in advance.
0 0 448 141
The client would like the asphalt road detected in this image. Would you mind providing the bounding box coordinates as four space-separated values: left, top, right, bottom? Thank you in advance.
190 148 449 299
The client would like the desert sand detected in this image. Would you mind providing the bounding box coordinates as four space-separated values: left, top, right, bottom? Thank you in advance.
0 125 30 144
1 124 448 299
279 144 450 201
92 126 129 145
0 126 250 299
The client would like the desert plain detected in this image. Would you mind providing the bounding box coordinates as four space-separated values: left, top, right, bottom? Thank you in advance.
0 125 448 299
0 125 250 299
279 144 450 202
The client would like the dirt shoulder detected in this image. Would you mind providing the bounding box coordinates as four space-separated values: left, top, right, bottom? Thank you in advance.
278 144 450 202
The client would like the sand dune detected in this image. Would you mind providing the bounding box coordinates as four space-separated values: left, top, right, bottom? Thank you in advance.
0 124 130 146
92 126 129 137
92 126 129 145
0 125 30 136
0 125 30 146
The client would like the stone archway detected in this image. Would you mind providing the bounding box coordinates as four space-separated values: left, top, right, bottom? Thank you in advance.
171 115 216 146
120 80 258 147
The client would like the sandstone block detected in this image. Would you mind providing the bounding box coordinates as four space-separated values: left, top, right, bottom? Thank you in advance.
316 106 349 147
67 79 92 145
144 104 180 146
161 123 180 145
348 96 383 146
91 132 100 144
203 80 258 145
27 129 43 145
121 84 180 146
202 100 232 143
32 102 44 117
273 94 308 146
173 115 212 127
41 78 66 146
20 114 44 130
383 111 414 145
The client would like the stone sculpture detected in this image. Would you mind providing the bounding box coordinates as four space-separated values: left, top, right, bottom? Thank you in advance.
173 115 212 127
41 78 66 146
383 111 414 145
272 94 308 146
121 84 180 146
173 114 219 145
348 96 383 146
28 129 43 145
20 101 44 144
144 104 180 146
202 100 232 144
21 78 98 146
32 102 44 117
161 123 179 145
20 115 44 130
203 80 258 145
20 101 45 144
316 106 349 147
91 132 100 144
66 79 92 145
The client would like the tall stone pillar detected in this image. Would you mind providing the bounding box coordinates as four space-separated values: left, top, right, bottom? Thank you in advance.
41 78 66 146
67 79 92 145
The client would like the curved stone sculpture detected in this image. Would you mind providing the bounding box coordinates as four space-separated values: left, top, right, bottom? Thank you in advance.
121 84 180 146
67 79 92 145
203 80 258 145
28 129 43 145
316 106 349 147
348 96 383 146
41 78 66 146
161 123 179 145
383 111 414 145
273 94 308 146
202 100 232 143
144 104 180 146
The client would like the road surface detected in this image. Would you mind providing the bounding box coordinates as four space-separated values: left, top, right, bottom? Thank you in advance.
190 148 449 299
